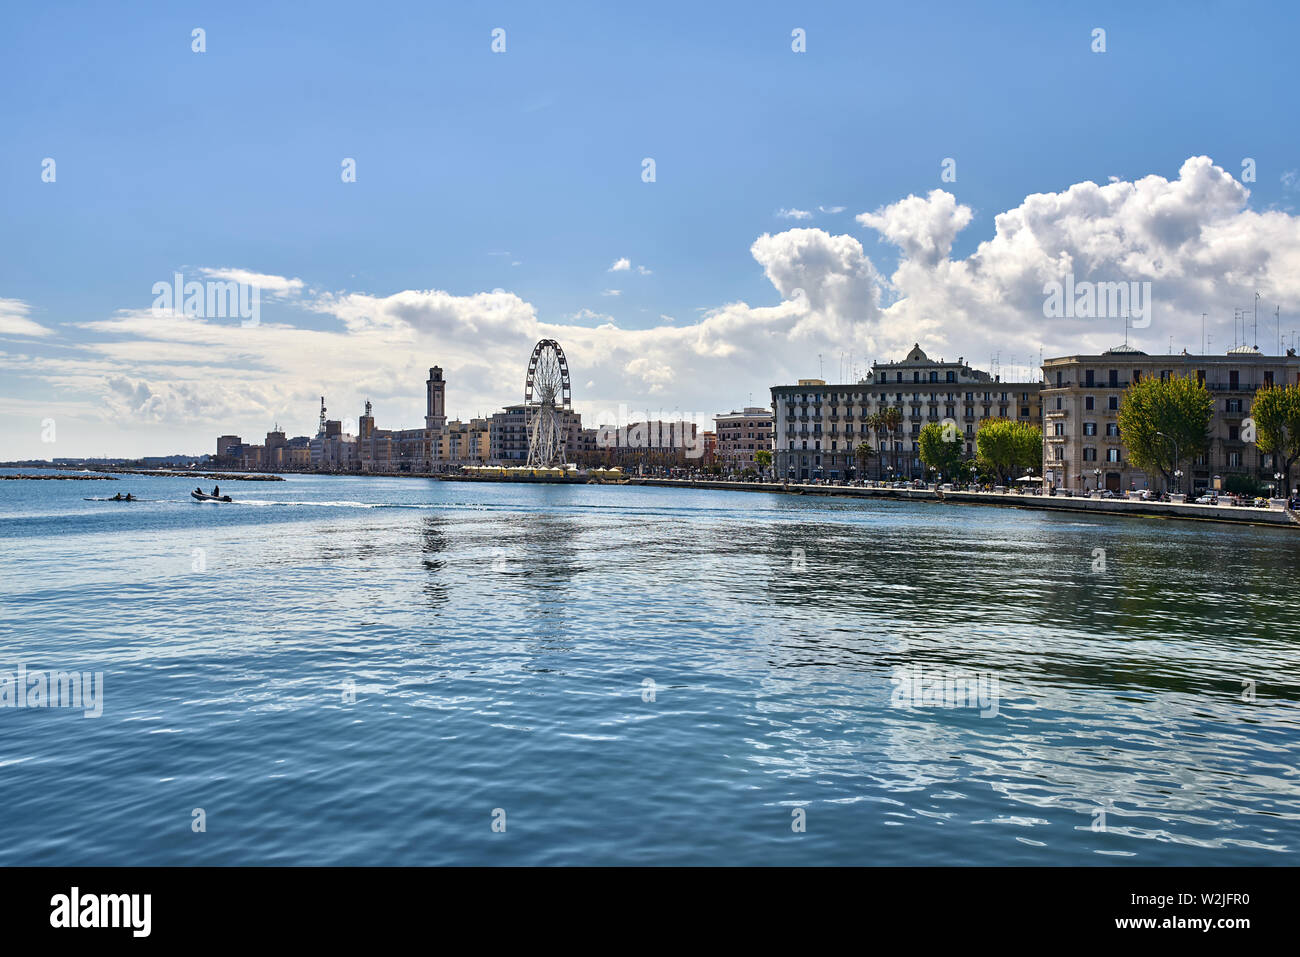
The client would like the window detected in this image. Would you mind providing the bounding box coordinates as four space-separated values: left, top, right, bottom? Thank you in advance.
1083 448 1097 461
1228 451 1241 468
1085 370 1095 387
1265 371 1274 387
1228 425 1239 441
1056 371 1063 387
1108 370 1119 387
1107 448 1120 463
1083 422 1097 436
1230 370 1240 390
1053 423 1064 436
946 371 955 383
1133 369 1141 383
1106 423 1119 437
1085 395 1095 410
1108 396 1119 410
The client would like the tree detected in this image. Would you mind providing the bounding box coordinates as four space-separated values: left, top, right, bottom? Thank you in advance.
1252 382 1300 497
918 421 962 481
754 448 772 480
1117 374 1212 491
855 441 874 479
874 406 903 479
975 418 1042 484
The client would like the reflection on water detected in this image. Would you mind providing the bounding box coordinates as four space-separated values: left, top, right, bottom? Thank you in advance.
0 474 1297 864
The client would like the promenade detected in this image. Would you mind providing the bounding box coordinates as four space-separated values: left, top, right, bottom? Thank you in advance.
627 478 1300 529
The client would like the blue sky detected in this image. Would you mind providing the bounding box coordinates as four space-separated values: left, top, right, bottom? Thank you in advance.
3 1 1299 456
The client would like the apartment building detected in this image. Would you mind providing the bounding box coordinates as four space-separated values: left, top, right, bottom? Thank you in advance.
714 407 773 472
1041 343 1300 492
771 344 1042 481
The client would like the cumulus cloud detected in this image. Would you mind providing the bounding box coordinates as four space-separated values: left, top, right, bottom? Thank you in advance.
864 156 1300 359
856 189 973 265
777 208 813 220
608 258 631 272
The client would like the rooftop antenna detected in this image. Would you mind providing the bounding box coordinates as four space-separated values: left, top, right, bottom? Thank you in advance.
1277 305 1282 355
1254 292 1260 348
318 396 327 435
1201 313 1206 355
818 353 823 379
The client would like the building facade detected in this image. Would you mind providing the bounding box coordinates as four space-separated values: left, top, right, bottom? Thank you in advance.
489 405 584 463
771 344 1043 481
1040 344 1300 493
714 407 773 472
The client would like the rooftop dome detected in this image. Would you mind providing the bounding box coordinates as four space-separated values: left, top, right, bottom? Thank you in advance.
1103 343 1147 355
1226 344 1262 354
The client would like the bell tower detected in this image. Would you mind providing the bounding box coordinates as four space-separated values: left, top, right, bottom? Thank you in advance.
425 367 446 433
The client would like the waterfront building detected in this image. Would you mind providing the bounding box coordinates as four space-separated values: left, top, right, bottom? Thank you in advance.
216 435 242 460
771 344 1042 481
714 407 773 472
490 404 583 463
701 431 717 466
1040 344 1300 493
310 414 357 470
356 400 434 471
439 418 493 464
589 420 701 470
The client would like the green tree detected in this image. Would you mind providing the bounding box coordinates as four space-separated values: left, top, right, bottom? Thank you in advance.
874 406 903 479
976 418 1042 484
1117 374 1212 491
1252 382 1300 497
853 441 874 478
754 448 772 480
918 421 962 480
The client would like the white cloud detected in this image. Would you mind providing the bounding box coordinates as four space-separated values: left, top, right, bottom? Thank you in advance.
819 205 846 214
601 289 621 297
0 299 51 338
636 265 653 275
608 258 631 272
777 208 813 220
856 189 973 265
197 268 305 298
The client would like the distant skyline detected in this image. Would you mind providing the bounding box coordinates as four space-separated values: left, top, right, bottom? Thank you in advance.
4 1 1300 457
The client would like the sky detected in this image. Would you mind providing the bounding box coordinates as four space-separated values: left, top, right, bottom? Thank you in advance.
3 0 1300 458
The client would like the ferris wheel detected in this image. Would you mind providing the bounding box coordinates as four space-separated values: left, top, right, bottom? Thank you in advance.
524 338 572 467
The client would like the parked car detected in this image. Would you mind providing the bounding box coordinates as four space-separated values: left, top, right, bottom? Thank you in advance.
1195 494 1219 505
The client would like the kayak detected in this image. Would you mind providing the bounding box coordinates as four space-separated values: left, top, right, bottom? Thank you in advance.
191 491 233 502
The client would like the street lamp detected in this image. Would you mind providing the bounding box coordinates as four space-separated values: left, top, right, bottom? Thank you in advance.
1275 471 1284 499
1093 467 1101 493
1156 431 1180 493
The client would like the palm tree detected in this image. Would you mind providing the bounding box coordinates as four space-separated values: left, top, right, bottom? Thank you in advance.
875 406 903 480
855 441 874 480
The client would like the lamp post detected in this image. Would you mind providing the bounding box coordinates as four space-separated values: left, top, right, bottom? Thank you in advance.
1156 430 1180 493
1093 467 1101 494
1275 471 1284 499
